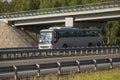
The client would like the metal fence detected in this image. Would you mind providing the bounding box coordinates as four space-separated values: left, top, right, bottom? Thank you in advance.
0 45 120 60
0 1 120 19
0 54 120 80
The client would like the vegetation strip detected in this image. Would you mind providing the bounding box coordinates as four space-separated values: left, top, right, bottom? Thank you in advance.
23 68 120 80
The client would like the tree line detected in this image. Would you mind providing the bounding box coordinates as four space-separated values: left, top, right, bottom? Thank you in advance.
0 0 117 13
0 0 120 44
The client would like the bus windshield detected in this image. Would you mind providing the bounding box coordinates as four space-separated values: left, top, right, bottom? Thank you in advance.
39 32 52 44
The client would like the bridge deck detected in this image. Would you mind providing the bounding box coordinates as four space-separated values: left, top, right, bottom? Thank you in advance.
0 1 120 19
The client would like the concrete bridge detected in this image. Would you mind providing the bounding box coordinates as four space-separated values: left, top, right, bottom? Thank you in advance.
0 1 120 27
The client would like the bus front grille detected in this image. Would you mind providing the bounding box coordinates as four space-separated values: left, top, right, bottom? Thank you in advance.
40 46 50 49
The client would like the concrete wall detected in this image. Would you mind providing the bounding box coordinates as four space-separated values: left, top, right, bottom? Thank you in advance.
0 22 37 48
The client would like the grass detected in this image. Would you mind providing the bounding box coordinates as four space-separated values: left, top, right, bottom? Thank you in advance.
23 68 120 80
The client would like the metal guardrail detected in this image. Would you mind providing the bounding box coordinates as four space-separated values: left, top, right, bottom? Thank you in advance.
0 1 120 19
0 54 120 80
0 47 37 51
0 45 120 60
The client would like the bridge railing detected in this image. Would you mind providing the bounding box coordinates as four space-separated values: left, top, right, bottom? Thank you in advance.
0 1 120 19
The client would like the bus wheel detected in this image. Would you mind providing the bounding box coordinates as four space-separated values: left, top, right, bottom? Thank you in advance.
88 43 92 47
63 44 67 48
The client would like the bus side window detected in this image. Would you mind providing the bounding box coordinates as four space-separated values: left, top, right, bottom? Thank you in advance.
81 31 86 37
90 31 98 37
78 31 82 37
59 31 73 37
59 32 64 37
73 31 79 37
64 31 72 37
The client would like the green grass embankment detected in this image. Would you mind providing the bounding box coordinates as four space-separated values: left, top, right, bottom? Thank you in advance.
24 68 120 80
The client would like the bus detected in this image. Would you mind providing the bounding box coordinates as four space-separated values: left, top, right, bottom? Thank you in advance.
39 27 102 49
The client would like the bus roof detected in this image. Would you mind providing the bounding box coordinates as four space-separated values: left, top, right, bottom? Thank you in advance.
40 27 101 32
40 27 77 32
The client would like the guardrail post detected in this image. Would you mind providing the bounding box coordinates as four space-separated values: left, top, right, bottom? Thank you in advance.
109 58 113 69
101 49 104 54
80 50 83 55
69 51 72 55
63 51 66 55
93 59 97 71
13 65 18 80
36 64 40 76
91 50 94 54
96 50 99 54
76 60 80 73
75 50 77 55
106 49 109 54
50 52 53 56
111 49 114 54
57 51 59 56
115 49 118 54
85 50 88 54
57 62 61 75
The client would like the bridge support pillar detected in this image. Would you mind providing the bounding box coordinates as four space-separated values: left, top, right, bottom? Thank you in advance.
65 17 74 27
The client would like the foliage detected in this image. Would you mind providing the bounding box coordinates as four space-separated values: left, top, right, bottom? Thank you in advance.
102 21 120 44
0 0 118 12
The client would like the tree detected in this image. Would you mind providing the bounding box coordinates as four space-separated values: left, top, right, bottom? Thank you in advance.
0 0 3 13
10 0 33 12
103 21 120 44
30 0 40 10
10 0 24 12
2 0 10 13
39 0 53 9
58 0 69 6
52 0 61 7
67 0 82 6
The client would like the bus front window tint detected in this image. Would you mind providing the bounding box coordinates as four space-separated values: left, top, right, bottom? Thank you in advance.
39 32 52 44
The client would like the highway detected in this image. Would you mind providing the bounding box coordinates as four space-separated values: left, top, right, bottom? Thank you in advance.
0 53 120 79
0 54 120 67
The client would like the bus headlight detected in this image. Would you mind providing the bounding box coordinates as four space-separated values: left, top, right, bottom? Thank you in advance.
49 45 53 49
